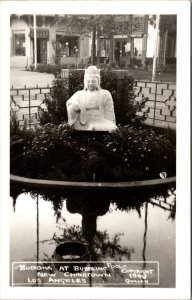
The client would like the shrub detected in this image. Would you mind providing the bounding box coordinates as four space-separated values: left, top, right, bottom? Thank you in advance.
156 63 176 73
10 112 20 139
130 58 142 68
39 77 69 125
35 64 62 76
103 125 176 179
19 123 79 179
68 70 84 97
12 123 176 182
166 58 176 65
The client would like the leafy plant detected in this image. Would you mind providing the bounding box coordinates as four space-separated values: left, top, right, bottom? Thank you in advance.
10 112 20 139
12 122 176 182
68 70 84 96
39 77 69 125
35 63 62 76
103 125 176 179
40 217 135 262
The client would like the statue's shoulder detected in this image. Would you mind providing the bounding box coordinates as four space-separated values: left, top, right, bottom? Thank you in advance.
100 89 112 97
72 90 85 98
75 90 84 95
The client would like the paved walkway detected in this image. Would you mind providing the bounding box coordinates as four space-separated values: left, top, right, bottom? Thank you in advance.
10 67 176 89
128 69 176 83
10 67 54 88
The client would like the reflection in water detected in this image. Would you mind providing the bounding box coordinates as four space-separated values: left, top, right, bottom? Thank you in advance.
149 188 176 221
36 194 39 262
65 195 135 265
11 186 25 212
142 202 148 287
36 194 39 286
66 196 110 241
10 186 176 287
142 202 148 264
40 200 135 261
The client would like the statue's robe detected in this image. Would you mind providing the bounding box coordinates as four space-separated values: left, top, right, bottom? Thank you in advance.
66 89 117 131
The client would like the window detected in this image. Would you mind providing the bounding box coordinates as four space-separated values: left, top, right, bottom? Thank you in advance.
167 35 176 58
13 34 26 56
100 38 110 57
122 41 128 57
114 39 128 58
56 35 79 58
133 38 143 58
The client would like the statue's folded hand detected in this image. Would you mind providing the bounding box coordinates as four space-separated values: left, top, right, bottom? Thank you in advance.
72 101 81 112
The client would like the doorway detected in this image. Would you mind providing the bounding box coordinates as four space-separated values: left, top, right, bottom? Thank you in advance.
114 39 127 67
36 39 47 63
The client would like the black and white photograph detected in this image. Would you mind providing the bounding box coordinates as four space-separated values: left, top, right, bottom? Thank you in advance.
0 1 191 299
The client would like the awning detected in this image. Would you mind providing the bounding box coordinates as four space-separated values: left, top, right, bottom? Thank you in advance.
29 28 49 39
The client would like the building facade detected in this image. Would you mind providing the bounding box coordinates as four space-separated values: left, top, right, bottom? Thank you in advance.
10 14 176 69
10 15 91 67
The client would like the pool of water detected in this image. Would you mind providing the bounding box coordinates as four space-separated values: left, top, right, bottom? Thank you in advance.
10 188 176 288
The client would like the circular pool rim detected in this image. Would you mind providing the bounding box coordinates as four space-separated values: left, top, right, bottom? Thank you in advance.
10 174 176 191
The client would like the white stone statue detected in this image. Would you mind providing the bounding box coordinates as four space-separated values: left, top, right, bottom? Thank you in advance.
66 66 117 131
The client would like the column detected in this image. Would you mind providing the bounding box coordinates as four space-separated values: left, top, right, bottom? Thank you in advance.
141 15 149 66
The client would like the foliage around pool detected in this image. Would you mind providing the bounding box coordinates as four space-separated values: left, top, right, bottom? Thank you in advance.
10 71 176 183
10 122 176 182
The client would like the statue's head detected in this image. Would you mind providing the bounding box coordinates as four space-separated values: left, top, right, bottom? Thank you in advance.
84 66 100 91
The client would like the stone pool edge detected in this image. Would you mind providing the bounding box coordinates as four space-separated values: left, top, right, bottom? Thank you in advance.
10 174 176 191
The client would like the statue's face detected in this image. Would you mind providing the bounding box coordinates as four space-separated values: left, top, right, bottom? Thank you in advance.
85 77 99 91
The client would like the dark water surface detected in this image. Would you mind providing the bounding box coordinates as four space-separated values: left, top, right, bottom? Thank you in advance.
10 188 175 288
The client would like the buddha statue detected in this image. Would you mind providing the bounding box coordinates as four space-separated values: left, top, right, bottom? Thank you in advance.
66 66 117 131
